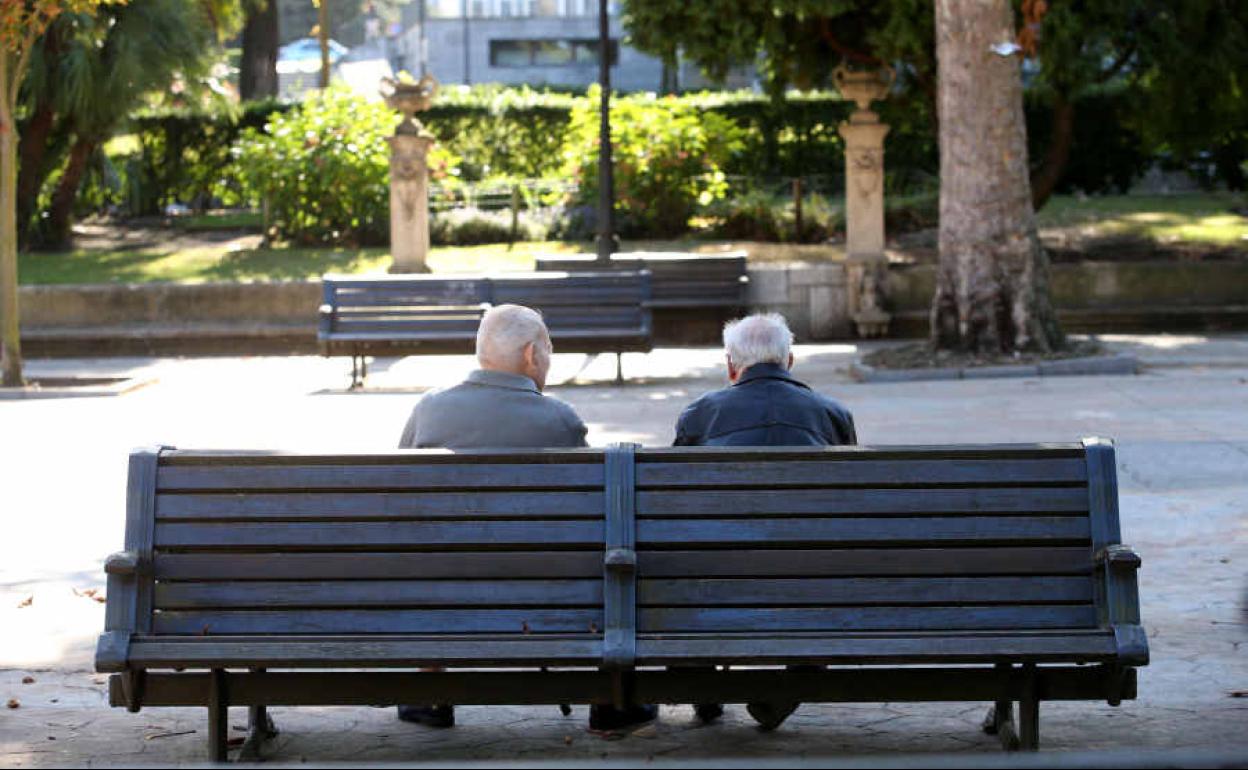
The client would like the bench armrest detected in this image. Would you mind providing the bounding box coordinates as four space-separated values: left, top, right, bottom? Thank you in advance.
1096 544 1141 570
104 550 141 576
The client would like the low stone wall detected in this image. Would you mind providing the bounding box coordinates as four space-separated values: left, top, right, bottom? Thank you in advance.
887 260 1248 337
17 260 1248 356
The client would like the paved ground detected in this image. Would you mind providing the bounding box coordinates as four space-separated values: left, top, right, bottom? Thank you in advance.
2 334 1247 766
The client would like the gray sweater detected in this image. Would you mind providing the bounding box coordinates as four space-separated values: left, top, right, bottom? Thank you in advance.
399 369 588 449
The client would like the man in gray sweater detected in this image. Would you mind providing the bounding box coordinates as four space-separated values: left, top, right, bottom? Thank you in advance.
396 304 655 731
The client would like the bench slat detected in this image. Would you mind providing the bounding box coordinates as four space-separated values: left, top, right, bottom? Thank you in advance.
154 520 604 549
152 608 603 635
636 516 1090 545
636 488 1088 516
128 637 604 668
156 491 604 520
157 463 604 491
633 632 1117 665
636 459 1088 487
155 580 602 609
637 576 1092 606
636 547 1093 577
155 552 604 580
637 605 1097 633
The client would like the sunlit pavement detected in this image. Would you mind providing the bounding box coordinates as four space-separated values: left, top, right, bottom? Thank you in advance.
1 334 1246 764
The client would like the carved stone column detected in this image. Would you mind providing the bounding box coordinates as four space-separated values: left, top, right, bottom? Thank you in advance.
382 75 438 274
835 66 894 338
388 131 435 273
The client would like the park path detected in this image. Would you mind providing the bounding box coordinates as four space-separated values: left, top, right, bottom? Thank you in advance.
1 335 1246 764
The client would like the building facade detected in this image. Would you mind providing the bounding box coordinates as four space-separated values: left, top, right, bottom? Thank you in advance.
397 0 753 92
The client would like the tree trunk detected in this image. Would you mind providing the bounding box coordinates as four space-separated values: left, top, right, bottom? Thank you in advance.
318 0 331 89
16 100 54 245
240 0 279 100
930 0 1062 354
44 136 96 252
1030 92 1074 210
1 54 25 387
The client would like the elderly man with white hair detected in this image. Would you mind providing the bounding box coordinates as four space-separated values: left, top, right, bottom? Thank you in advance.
673 312 856 730
674 312 856 447
399 303 587 450
396 304 656 732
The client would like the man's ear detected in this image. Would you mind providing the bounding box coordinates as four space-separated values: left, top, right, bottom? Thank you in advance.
726 353 739 383
788 352 795 370
523 342 537 368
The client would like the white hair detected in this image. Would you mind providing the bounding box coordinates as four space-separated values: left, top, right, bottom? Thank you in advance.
476 304 550 369
723 313 794 371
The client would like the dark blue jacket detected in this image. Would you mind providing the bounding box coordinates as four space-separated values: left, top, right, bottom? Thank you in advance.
674 363 857 447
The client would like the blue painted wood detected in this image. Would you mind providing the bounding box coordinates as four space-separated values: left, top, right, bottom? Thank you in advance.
154 551 604 580
95 446 166 673
638 605 1098 633
155 579 603 609
157 463 604 491
635 516 1091 545
155 490 604 520
636 577 1093 606
153 608 604 635
154 520 605 549
1082 437 1148 666
636 458 1089 487
602 443 638 669
636 488 1089 516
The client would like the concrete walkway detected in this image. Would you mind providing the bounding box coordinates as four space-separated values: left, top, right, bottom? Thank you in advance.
1 334 1246 765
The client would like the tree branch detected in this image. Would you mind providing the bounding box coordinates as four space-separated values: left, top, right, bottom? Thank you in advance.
818 19 884 67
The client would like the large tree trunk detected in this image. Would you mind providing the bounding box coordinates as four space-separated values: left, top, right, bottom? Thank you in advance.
16 100 54 246
44 136 96 252
1030 92 1074 210
1 54 25 387
240 0 279 100
931 0 1062 354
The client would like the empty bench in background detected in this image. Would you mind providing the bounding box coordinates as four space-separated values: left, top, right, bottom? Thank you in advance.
534 252 749 344
318 270 653 387
96 439 1146 761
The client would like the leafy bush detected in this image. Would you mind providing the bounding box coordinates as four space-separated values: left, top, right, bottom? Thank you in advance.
704 189 843 243
234 87 460 246
563 87 746 238
430 207 547 246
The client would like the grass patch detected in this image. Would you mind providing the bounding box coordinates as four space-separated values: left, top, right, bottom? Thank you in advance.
1037 193 1248 244
174 211 264 231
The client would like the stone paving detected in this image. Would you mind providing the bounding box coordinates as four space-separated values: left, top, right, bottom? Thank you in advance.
1 334 1247 765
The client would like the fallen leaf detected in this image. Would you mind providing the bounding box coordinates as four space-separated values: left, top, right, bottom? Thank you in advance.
93 595 106 604
17 596 32 608
6 699 19 709
564 735 573 745
227 736 246 747
21 677 34 685
1230 690 1248 698
631 724 658 738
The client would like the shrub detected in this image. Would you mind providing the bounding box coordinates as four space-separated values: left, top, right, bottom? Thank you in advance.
234 87 460 246
562 87 746 238
430 207 547 246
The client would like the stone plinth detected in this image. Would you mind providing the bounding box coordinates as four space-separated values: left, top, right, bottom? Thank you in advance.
388 132 435 274
835 66 893 338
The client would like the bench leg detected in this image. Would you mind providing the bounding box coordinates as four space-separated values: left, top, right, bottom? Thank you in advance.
238 705 278 761
350 355 368 389
983 663 1021 750
1018 663 1040 751
615 352 624 385
208 669 229 763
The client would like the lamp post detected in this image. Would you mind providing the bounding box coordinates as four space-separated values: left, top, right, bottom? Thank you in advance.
594 0 618 264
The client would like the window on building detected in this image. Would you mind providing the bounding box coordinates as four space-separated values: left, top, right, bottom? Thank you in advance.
489 38 619 67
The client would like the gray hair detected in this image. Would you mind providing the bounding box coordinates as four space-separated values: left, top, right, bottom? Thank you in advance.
476 304 550 369
723 313 794 371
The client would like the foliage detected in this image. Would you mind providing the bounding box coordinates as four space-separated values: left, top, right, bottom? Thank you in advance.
430 207 547 247
233 86 461 246
562 87 746 238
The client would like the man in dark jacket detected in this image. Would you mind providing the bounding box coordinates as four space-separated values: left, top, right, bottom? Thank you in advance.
673 312 856 729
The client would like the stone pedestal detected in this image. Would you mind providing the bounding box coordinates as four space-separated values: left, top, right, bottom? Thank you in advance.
388 132 434 274
835 66 894 338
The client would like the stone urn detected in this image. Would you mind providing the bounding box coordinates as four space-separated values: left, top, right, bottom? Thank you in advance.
833 65 895 117
381 74 438 136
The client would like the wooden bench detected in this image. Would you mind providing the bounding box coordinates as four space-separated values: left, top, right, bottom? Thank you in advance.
96 439 1146 761
318 271 653 387
534 252 749 309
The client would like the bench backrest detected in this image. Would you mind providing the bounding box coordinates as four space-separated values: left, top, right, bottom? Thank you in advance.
99 442 1144 672
490 271 652 340
533 252 748 308
319 276 490 339
319 271 651 341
